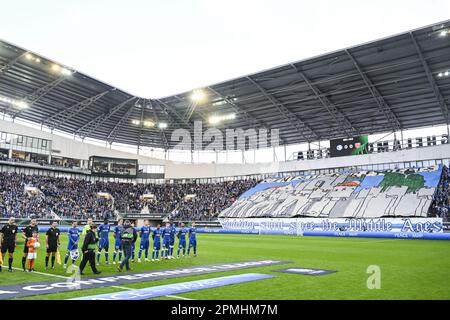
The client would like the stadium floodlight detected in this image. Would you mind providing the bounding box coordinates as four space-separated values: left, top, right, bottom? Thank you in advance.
191 89 205 102
439 30 448 37
143 120 155 127
0 95 28 109
208 113 236 125
445 71 450 77
25 54 41 63
52 64 61 72
438 72 443 77
131 119 140 125
61 68 72 76
15 100 29 109
158 122 168 129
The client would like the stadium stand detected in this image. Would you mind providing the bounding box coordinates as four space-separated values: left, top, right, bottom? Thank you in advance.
219 165 449 220
0 172 258 221
0 20 449 226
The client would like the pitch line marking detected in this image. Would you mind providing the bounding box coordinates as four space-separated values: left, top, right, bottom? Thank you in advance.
111 286 133 290
166 295 194 300
12 267 69 279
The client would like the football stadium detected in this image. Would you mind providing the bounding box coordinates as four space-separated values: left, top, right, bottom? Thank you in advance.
1 2 450 307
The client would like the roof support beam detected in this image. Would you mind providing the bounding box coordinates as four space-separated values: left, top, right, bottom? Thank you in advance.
245 76 320 142
12 75 68 119
76 96 137 138
207 86 288 145
149 99 169 149
107 99 140 144
155 99 193 130
173 95 212 125
181 97 197 122
43 89 112 130
409 32 449 123
345 49 402 132
0 52 27 77
207 87 267 129
290 64 359 138
137 100 146 150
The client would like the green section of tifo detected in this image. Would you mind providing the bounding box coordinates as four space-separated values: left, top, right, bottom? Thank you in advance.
379 172 425 192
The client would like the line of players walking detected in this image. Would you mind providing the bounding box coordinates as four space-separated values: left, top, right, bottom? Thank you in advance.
66 218 198 272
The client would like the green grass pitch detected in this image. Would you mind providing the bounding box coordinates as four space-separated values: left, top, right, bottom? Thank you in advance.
1 233 450 300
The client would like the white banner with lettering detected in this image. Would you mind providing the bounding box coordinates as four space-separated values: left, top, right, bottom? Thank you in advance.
218 217 444 234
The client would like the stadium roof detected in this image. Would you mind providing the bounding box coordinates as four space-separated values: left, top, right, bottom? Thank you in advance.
0 20 449 149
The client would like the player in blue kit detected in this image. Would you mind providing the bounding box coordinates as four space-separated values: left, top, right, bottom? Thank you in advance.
168 221 176 259
97 218 110 265
187 222 197 257
151 224 162 261
162 222 172 259
177 223 187 258
138 220 151 262
112 218 123 265
64 221 80 268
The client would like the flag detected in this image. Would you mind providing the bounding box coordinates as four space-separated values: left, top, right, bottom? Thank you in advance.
56 249 61 265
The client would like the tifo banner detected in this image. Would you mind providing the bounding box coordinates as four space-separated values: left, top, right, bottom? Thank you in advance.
329 135 369 157
218 217 444 234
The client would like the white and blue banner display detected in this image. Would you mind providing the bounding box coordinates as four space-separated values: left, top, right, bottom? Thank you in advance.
72 273 273 300
219 217 444 233
217 217 450 240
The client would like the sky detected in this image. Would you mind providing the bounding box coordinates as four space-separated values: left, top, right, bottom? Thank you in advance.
1 0 449 98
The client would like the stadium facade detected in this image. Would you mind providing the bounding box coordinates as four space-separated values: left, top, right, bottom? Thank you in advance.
0 20 450 238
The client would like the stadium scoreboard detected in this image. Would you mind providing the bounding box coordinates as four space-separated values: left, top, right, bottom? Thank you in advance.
89 156 138 177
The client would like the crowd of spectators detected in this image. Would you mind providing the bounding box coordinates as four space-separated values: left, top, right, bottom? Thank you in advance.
0 172 258 221
168 179 258 221
429 166 449 221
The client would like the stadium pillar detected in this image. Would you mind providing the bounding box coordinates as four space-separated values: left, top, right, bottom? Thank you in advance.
400 130 404 149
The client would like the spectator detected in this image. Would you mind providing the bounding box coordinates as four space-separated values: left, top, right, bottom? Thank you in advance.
0 172 258 221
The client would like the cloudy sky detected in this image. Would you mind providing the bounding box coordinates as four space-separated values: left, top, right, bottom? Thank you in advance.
1 0 449 98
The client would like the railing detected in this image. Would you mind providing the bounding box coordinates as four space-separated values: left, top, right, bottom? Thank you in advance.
0 157 90 173
119 211 168 219
292 134 448 161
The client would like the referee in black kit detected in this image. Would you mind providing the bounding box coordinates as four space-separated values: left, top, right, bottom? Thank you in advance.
0 217 19 272
79 224 101 275
45 221 60 270
22 217 39 272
